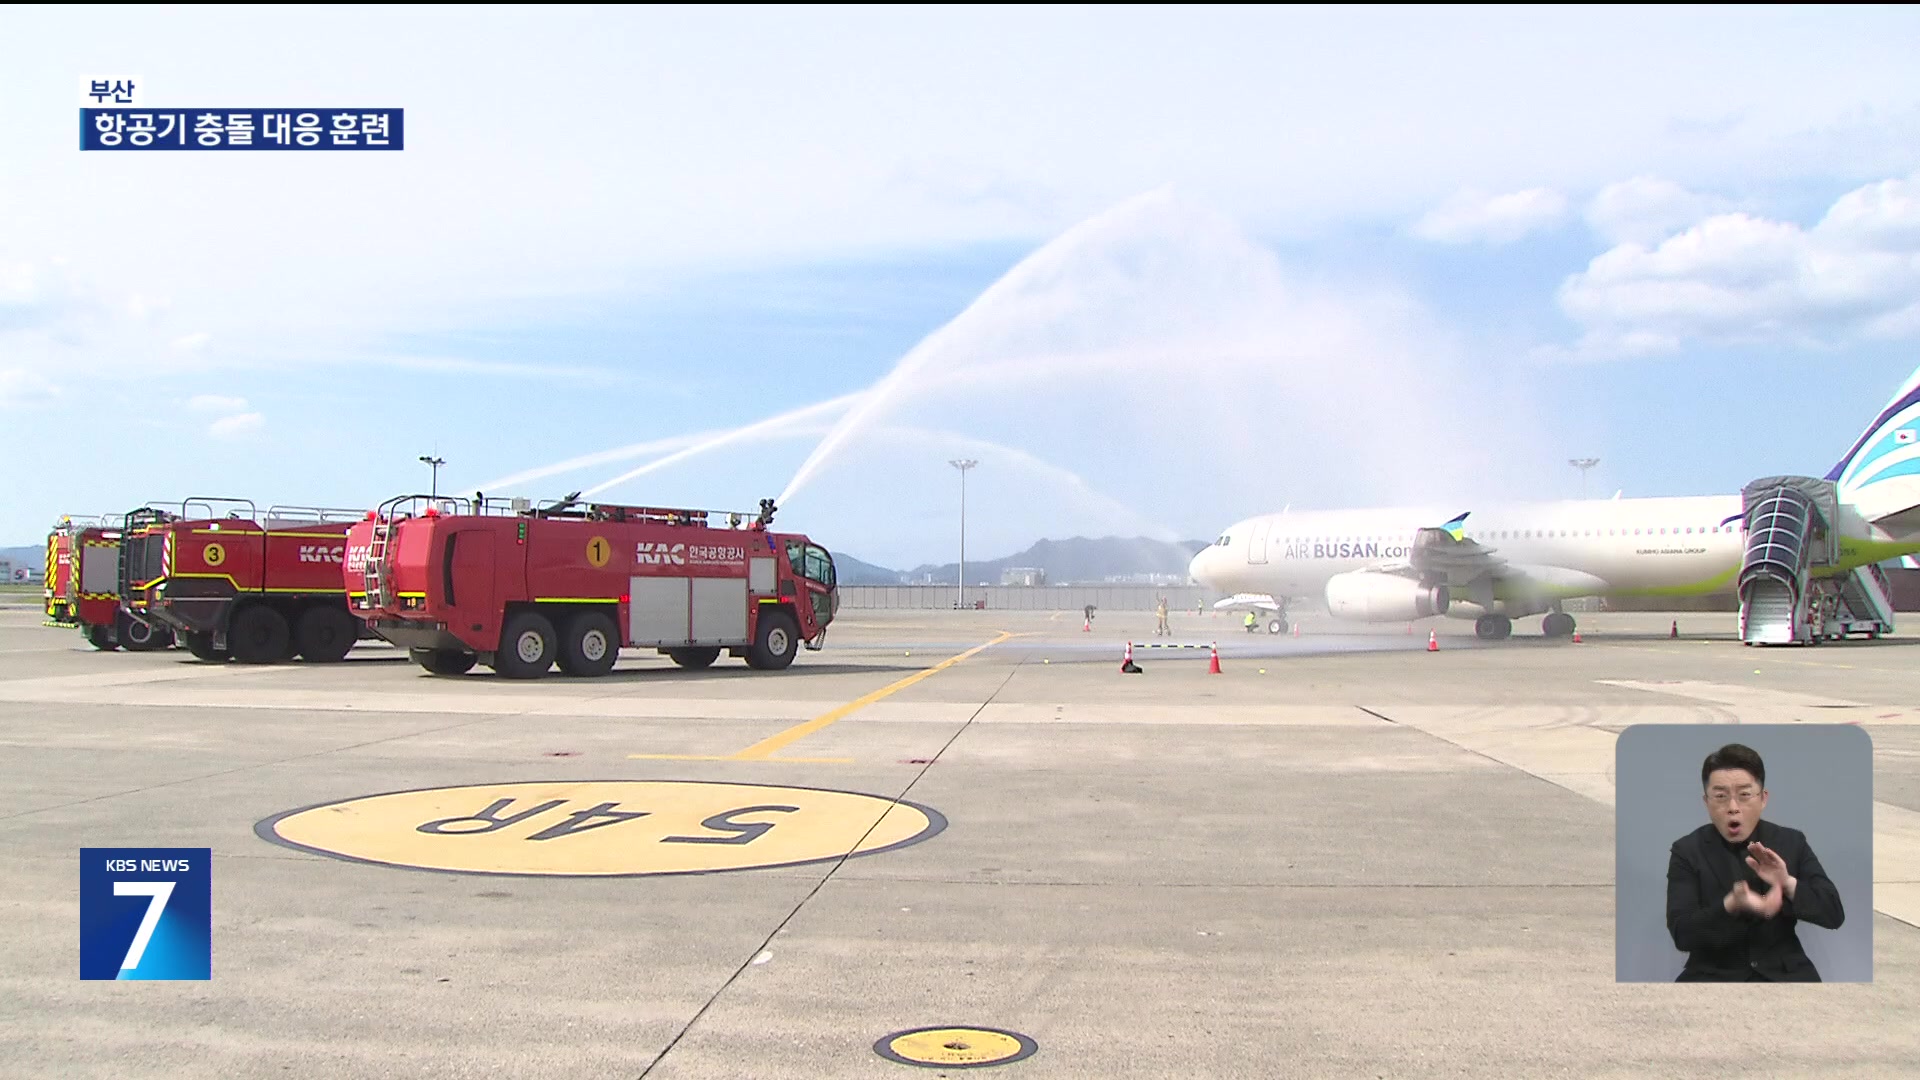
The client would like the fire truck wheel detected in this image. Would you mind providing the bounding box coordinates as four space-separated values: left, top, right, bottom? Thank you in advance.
294 606 358 663
411 648 478 676
184 632 229 662
229 604 292 664
666 646 721 670
746 611 799 671
85 625 119 651
495 611 558 678
558 611 620 677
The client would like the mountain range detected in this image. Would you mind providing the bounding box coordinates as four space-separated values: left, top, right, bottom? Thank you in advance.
1 537 1208 588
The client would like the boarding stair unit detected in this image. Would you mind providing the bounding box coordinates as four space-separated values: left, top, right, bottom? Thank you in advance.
1737 477 1896 645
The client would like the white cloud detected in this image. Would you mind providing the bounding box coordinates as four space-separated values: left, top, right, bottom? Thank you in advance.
1584 176 1733 245
0 367 60 408
171 332 212 353
1410 187 1568 245
188 394 248 414
1554 170 1920 359
207 412 264 439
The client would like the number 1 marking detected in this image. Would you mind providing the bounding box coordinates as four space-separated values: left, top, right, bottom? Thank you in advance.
113 881 175 971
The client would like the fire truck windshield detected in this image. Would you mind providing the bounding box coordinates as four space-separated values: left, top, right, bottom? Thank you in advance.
802 545 835 587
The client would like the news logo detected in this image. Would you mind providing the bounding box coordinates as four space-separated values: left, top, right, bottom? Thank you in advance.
79 848 210 980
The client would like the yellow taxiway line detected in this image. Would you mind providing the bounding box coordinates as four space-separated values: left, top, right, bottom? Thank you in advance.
726 630 1016 761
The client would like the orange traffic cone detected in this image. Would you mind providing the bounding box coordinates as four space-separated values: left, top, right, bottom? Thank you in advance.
1121 641 1142 674
1427 630 1439 652
1572 629 1583 643
1670 619 1679 639
1208 642 1221 674
1083 615 1091 632
1291 623 1299 637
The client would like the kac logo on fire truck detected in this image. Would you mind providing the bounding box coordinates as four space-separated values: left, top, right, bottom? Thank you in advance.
343 546 369 573
299 545 345 564
686 544 747 565
635 542 686 566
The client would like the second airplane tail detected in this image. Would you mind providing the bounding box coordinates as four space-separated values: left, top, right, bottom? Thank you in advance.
1827 361 1920 529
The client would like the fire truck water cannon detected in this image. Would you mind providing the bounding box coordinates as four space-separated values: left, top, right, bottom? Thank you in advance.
345 493 837 680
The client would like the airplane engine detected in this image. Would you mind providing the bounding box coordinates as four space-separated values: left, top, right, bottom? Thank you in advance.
1324 571 1450 621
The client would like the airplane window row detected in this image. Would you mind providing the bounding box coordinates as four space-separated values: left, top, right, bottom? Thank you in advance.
1278 525 1743 543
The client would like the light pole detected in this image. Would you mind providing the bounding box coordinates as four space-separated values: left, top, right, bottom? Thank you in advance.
419 455 446 498
949 459 976 609
1569 458 1599 500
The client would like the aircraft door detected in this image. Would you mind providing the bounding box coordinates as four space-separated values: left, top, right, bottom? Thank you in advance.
1247 519 1270 564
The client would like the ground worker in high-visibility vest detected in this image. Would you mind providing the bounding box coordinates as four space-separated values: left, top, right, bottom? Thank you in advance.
1155 596 1170 637
1244 611 1257 633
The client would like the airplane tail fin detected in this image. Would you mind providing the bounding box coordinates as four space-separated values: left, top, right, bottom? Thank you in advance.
1828 361 1920 526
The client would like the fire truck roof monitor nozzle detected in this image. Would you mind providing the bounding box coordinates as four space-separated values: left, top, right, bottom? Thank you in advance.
758 499 777 528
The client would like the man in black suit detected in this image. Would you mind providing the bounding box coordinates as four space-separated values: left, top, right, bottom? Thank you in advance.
1666 743 1845 981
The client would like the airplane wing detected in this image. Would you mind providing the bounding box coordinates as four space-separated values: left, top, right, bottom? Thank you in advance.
1212 592 1284 612
1357 511 1510 589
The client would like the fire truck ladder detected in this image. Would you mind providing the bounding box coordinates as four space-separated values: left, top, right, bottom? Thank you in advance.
118 505 183 608
364 508 399 610
365 494 468 607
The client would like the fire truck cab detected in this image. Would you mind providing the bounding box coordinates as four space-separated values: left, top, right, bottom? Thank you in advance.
124 498 371 663
47 514 174 651
346 494 839 678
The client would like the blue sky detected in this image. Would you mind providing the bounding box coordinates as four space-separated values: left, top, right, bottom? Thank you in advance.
4 7 1920 569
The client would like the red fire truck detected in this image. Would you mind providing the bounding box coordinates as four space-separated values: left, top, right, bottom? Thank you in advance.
44 516 89 626
344 494 839 678
46 514 175 651
124 498 373 663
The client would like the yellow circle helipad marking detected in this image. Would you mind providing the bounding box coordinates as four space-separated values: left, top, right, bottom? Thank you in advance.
203 542 226 567
585 535 610 568
876 1026 1036 1069
255 780 945 877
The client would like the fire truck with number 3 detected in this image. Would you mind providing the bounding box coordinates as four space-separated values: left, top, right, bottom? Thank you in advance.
122 498 374 663
344 493 839 678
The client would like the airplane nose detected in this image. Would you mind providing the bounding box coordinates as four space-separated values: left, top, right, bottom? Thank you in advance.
1189 546 1214 588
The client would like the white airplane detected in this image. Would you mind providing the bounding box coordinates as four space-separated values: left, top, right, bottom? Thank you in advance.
1189 362 1920 642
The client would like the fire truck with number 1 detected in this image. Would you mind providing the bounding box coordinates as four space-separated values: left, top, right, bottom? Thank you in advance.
344 493 839 678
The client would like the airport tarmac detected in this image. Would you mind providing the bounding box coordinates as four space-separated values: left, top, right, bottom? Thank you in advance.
2 602 1918 1078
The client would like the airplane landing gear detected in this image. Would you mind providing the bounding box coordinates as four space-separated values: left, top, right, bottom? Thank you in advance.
1475 615 1512 640
1268 617 1288 635
1542 612 1577 638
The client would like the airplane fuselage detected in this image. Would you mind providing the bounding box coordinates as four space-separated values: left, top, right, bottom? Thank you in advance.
1189 493 1920 617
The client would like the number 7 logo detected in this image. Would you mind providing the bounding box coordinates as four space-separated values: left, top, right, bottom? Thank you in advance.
114 881 174 971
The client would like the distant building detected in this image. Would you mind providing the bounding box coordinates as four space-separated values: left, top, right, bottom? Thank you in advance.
1102 572 1188 586
1001 566 1046 586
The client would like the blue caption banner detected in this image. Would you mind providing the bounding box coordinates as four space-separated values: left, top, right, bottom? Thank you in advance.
79 847 211 980
80 109 404 150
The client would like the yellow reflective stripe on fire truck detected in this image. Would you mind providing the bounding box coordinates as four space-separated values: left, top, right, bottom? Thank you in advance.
161 571 346 594
533 597 620 604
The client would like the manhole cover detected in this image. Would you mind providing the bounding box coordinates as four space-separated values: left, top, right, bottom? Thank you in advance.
874 1026 1037 1069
